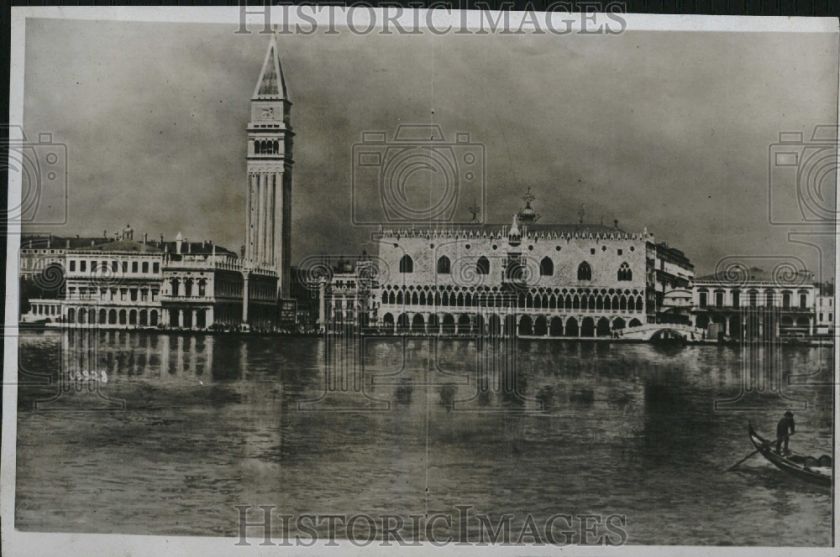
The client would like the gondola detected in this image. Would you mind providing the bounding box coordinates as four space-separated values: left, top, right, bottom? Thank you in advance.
747 423 832 488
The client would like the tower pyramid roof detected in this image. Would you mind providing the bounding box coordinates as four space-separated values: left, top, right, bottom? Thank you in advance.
253 35 289 101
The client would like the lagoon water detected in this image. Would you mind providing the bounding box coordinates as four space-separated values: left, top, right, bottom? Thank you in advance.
15 329 834 545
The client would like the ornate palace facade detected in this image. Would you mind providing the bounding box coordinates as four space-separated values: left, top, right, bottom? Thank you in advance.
367 196 683 338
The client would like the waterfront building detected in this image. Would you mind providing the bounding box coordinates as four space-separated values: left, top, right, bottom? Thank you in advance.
316 257 376 333
22 37 293 332
19 233 116 279
61 238 165 329
691 267 817 339
366 194 692 338
815 293 834 336
159 234 278 331
650 242 694 324
22 232 279 331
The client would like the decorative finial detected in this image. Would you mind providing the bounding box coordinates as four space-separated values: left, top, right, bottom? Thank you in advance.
522 187 535 208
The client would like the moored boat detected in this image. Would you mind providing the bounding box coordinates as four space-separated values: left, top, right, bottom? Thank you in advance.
747 423 831 488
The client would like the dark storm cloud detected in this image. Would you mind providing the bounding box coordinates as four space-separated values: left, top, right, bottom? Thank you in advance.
22 18 838 278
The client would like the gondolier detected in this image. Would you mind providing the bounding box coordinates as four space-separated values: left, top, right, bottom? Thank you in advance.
776 411 795 455
744 423 830 488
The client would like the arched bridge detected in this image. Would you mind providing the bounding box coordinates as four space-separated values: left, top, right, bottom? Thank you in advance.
617 323 705 342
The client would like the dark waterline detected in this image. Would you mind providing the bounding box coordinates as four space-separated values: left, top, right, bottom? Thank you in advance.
15 329 834 545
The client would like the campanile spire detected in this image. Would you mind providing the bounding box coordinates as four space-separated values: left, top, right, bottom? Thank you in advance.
245 35 294 296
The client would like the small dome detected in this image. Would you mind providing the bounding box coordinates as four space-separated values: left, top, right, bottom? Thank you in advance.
517 189 539 224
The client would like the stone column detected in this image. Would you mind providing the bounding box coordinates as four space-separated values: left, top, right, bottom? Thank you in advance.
177 309 184 328
253 177 261 263
192 309 198 330
318 279 327 332
206 307 214 328
268 179 276 265
242 274 250 325
261 175 269 264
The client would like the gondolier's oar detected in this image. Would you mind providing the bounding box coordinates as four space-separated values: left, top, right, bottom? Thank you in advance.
727 432 794 472
726 448 763 471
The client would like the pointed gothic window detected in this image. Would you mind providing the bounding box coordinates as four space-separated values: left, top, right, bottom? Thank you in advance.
617 262 632 281
476 256 490 275
577 262 592 281
540 257 554 276
399 255 414 273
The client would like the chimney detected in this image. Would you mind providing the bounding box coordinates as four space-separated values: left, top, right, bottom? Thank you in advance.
159 234 164 246
613 219 619 229
143 232 148 245
47 233 52 248
175 232 183 255
65 239 70 248
187 242 191 254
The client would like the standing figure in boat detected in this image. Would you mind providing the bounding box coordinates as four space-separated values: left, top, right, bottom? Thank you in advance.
776 411 795 455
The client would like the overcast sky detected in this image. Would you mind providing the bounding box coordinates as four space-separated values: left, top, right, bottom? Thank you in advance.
21 18 838 279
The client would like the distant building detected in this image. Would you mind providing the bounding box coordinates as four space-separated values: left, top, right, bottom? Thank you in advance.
364 193 692 337
21 37 295 332
692 267 817 339
815 294 834 336
650 242 694 325
21 233 279 331
316 256 376 333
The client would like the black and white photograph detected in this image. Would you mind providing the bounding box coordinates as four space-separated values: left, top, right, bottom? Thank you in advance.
2 6 838 556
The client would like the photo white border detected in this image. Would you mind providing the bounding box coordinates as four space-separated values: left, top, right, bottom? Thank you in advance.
3 6 839 557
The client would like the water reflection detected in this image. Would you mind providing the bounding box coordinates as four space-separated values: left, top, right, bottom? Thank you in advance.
15 329 834 545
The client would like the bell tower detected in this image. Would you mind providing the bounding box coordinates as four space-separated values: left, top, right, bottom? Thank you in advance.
246 35 293 296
